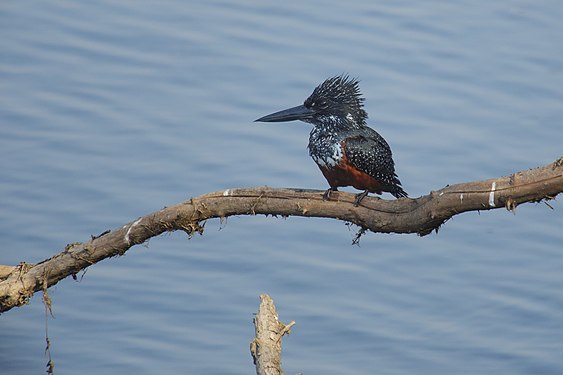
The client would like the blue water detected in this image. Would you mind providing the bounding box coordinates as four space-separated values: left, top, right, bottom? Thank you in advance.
1 1 562 374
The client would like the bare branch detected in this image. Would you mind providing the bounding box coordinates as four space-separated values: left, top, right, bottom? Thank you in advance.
250 294 295 375
0 157 561 313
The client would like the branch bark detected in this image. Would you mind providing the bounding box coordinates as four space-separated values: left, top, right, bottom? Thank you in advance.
250 294 295 375
1 157 561 313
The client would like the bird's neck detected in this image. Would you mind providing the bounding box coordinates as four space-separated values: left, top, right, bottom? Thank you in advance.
310 114 364 133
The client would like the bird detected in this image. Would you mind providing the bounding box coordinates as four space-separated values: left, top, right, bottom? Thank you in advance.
255 75 407 206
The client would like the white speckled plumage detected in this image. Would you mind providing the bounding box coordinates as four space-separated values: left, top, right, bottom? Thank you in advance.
256 75 407 200
303 76 407 198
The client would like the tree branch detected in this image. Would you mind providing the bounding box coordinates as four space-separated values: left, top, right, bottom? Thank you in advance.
1 157 561 313
250 294 295 375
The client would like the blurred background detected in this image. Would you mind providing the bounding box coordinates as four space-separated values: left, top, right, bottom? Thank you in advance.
1 1 562 374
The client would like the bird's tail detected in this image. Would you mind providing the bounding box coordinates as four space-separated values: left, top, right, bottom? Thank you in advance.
391 185 408 199
389 174 408 199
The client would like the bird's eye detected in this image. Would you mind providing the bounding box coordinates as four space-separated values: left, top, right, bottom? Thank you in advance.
318 100 328 109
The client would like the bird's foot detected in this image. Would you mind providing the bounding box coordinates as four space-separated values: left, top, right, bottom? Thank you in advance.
354 190 369 206
323 188 337 201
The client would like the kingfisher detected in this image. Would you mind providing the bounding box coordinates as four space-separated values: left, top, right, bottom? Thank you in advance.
255 75 407 206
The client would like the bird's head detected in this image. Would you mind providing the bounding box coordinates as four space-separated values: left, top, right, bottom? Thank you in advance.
255 75 367 128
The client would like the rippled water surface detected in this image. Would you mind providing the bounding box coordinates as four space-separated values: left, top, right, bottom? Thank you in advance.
1 1 562 374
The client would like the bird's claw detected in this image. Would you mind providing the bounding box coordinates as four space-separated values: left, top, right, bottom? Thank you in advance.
323 188 336 201
354 191 369 206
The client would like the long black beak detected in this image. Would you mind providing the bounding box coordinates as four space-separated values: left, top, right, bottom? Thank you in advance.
255 105 315 123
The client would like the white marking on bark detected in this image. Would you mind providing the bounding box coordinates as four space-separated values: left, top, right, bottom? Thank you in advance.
125 218 142 245
488 182 496 207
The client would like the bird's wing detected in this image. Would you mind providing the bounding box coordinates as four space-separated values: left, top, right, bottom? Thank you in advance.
342 131 407 197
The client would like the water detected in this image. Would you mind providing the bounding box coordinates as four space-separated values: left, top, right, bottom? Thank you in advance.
1 1 562 374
